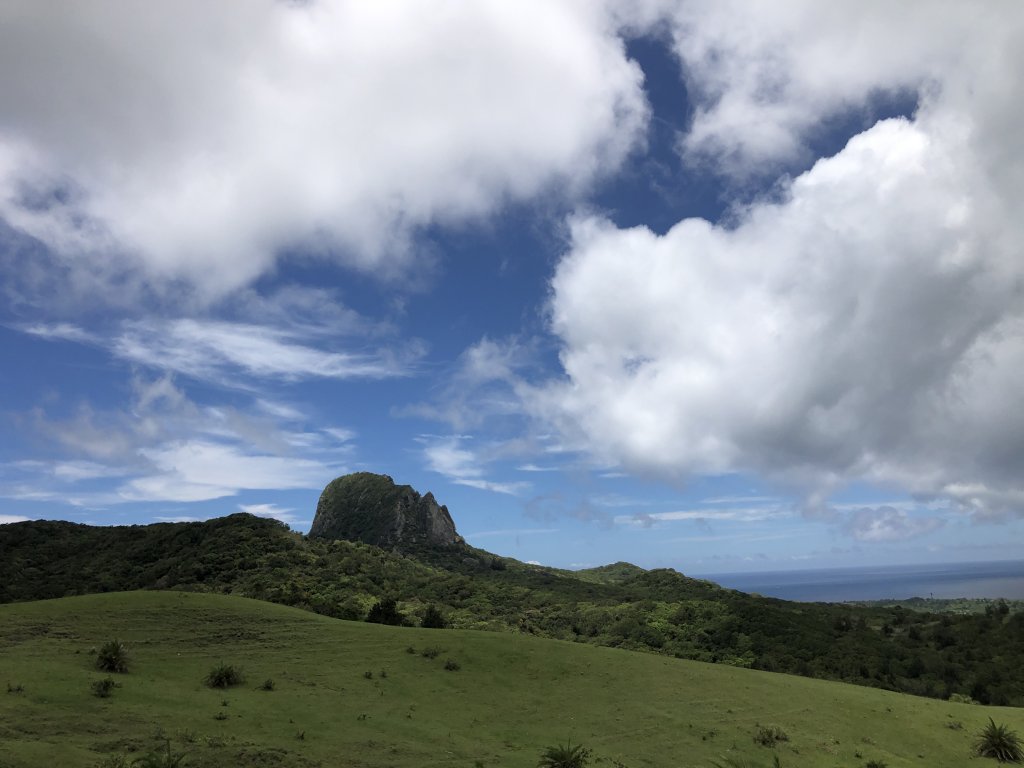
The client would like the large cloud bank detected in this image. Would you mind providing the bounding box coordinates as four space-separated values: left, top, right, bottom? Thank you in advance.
542 1 1024 518
0 0 646 296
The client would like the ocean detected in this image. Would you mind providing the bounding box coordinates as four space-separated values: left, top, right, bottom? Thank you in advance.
698 559 1024 602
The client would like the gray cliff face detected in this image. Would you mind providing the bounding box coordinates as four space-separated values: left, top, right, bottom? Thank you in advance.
309 472 459 550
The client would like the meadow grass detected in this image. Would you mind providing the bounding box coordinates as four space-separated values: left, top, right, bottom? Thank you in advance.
1 591 1021 767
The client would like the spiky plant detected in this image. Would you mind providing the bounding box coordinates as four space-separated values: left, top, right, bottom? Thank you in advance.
975 718 1024 762
95 640 129 673
204 662 243 689
537 741 592 768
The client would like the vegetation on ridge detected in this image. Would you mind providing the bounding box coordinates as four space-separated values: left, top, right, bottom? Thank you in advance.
2 513 1024 706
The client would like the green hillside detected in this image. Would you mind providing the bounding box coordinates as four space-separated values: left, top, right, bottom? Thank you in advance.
1 591 1018 768
3 514 1024 707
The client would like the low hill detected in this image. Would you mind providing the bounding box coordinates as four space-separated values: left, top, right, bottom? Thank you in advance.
573 561 649 585
2 513 1023 707
1 591 1019 768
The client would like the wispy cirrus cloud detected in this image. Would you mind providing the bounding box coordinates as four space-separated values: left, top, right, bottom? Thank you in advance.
842 505 946 542
17 322 96 343
22 317 421 385
114 318 418 383
120 440 337 503
1 374 352 506
615 506 793 527
419 434 529 496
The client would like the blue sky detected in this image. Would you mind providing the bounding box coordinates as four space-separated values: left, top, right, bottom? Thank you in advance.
3 2 1024 574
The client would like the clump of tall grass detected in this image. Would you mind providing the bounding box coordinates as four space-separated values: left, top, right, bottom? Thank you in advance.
537 741 591 768
95 640 129 673
975 718 1023 762
204 662 244 689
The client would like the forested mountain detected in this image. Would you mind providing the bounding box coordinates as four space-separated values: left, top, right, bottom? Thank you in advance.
3 510 1023 706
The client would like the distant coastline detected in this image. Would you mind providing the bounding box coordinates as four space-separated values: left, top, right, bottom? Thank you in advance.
699 559 1024 602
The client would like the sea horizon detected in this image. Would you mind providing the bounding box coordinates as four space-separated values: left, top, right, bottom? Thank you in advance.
697 559 1024 603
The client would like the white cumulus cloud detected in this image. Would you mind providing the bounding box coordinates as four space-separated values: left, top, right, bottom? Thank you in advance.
539 3 1024 520
0 0 647 298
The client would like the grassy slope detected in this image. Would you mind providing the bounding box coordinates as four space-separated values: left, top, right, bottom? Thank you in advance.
1 593 1019 768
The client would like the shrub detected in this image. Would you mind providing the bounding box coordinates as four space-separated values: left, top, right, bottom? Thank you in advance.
865 761 888 768
259 679 275 691
537 741 591 768
91 677 119 698
96 640 129 673
204 663 244 689
363 671 373 679
405 646 416 654
975 718 1024 762
366 598 405 626
753 725 789 748
93 755 131 768
6 682 24 694
444 659 461 671
422 605 446 629
949 692 978 704
420 646 442 659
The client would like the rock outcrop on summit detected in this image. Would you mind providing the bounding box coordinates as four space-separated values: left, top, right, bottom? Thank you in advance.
309 472 460 550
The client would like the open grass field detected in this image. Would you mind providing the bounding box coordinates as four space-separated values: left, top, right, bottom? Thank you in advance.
1 591 1020 768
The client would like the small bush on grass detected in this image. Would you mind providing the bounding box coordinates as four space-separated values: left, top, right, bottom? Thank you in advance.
131 739 187 768
420 646 442 659
96 640 129 673
204 663 244 689
6 682 24 694
950 692 979 704
975 718 1024 762
93 755 131 768
537 741 591 768
444 659 461 671
91 677 120 698
259 679 275 691
753 725 789 748
865 760 887 768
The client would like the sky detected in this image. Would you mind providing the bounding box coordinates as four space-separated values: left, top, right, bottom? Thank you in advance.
2 1 1024 575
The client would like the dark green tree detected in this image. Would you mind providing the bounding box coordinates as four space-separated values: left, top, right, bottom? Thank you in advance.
366 597 404 626
422 605 446 628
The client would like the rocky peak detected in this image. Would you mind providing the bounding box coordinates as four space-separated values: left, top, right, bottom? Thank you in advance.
309 472 460 550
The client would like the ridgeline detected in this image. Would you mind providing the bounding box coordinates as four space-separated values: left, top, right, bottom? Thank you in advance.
1 472 1023 707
